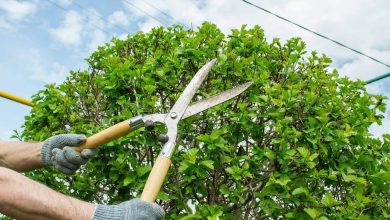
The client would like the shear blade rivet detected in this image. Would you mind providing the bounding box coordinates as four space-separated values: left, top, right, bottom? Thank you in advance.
170 112 177 119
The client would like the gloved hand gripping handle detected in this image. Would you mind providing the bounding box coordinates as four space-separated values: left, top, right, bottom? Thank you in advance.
70 114 173 203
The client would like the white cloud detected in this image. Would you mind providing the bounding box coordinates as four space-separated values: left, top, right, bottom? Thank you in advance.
0 0 36 30
108 10 129 27
0 0 37 21
49 10 83 46
122 0 150 19
118 33 129 40
31 62 69 84
49 8 108 52
137 18 159 32
370 109 390 138
122 0 166 30
23 48 69 84
136 0 390 71
84 8 108 52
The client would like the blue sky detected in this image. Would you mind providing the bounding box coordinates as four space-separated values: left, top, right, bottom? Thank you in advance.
0 0 389 140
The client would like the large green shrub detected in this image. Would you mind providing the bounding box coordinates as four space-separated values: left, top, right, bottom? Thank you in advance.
20 23 389 219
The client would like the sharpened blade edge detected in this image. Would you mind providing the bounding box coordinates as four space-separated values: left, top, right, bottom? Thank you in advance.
182 81 253 119
168 59 217 121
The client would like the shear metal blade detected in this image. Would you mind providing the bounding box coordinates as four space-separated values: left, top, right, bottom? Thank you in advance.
182 81 253 119
167 59 217 121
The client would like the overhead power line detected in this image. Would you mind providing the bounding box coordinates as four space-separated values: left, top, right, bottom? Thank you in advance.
46 0 110 35
122 0 170 27
366 72 390 84
71 1 131 34
241 0 390 68
138 0 189 29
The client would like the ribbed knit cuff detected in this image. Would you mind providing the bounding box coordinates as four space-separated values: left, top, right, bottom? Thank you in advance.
92 204 125 220
40 140 51 166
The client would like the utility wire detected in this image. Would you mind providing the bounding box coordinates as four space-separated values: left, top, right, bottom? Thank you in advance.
138 0 189 29
71 1 131 34
122 0 170 27
241 0 390 68
46 0 110 35
366 72 390 84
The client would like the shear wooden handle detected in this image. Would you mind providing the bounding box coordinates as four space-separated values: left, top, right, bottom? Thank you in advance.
72 120 133 152
140 156 171 202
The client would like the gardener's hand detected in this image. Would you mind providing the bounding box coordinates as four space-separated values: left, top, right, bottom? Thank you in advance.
41 134 98 175
92 199 165 220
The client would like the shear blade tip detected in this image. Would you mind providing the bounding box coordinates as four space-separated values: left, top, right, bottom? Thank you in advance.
245 81 253 87
209 58 217 66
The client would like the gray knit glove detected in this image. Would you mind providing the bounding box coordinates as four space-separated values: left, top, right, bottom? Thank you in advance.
41 134 98 175
92 199 165 220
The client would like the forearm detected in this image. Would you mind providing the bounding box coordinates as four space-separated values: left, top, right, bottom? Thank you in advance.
0 167 95 220
0 141 44 172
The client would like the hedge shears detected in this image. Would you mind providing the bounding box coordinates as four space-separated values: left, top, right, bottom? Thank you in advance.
72 59 252 202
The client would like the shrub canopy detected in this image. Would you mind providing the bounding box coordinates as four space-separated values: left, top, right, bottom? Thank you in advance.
21 23 389 219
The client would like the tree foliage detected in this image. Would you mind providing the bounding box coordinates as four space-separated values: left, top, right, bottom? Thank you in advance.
20 23 389 219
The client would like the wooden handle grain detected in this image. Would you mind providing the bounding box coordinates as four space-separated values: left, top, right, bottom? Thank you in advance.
72 120 132 152
140 156 171 202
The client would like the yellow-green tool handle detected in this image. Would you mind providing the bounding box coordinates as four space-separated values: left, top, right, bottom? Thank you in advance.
0 91 33 107
72 119 135 152
140 156 171 202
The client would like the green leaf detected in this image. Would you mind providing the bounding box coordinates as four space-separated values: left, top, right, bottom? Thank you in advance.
308 153 319 161
263 149 275 160
275 175 291 186
196 134 210 143
304 208 321 219
136 165 151 177
185 148 199 164
144 84 155 93
200 160 214 170
321 193 340 207
342 174 367 185
218 53 227 64
157 191 170 201
292 187 309 196
219 186 230 194
123 175 135 186
297 147 310 159
178 161 191 172
226 166 243 180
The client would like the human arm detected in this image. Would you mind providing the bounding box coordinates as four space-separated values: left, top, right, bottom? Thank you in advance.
0 141 44 172
0 167 164 220
0 166 95 220
0 134 97 174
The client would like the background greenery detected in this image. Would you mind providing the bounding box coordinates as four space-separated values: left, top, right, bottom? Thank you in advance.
15 23 390 219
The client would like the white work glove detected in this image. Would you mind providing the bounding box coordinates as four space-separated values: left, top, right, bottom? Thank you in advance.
41 134 97 175
92 199 165 220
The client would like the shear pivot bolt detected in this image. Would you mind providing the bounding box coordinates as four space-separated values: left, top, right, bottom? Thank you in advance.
170 112 177 119
158 134 169 143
